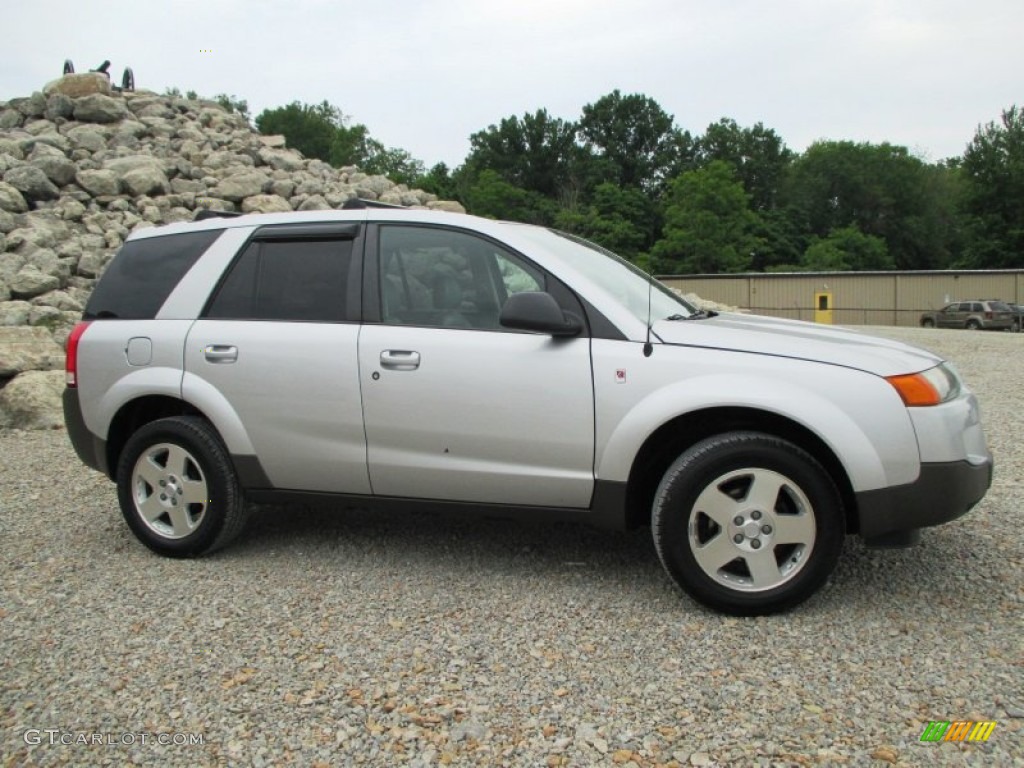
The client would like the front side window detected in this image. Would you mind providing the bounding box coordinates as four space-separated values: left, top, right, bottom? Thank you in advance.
379 226 543 329
206 238 353 322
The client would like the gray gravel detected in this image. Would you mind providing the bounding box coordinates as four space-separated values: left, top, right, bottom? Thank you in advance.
2 326 1022 767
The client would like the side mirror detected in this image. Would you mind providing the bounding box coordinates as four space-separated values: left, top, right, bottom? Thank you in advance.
499 292 582 337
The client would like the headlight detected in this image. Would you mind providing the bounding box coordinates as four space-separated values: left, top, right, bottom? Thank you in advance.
886 363 961 407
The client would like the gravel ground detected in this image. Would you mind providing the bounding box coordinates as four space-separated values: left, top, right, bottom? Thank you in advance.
1 326 1022 768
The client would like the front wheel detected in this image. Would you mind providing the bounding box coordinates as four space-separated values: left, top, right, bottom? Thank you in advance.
965 319 981 330
652 432 845 615
116 416 248 557
920 318 935 328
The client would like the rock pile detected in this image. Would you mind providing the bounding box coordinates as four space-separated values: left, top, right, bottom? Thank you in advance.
0 79 465 429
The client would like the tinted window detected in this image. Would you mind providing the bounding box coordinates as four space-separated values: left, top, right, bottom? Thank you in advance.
84 230 222 319
206 238 353 322
379 225 544 330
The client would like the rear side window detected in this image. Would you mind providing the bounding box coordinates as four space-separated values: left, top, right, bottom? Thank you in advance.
205 238 355 322
84 230 222 319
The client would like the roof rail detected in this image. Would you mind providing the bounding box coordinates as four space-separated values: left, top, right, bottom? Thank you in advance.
194 209 243 221
342 198 407 210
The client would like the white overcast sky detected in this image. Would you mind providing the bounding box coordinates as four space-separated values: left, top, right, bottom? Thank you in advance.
3 0 1022 168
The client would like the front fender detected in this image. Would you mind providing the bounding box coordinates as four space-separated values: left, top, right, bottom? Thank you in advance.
595 366 920 493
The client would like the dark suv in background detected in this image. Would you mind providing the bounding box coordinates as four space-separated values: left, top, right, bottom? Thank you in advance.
920 300 1015 331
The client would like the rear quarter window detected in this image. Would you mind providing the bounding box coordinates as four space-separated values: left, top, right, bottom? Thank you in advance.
83 230 223 319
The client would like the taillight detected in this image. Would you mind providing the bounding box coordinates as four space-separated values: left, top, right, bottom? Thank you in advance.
65 321 91 388
985 312 993 319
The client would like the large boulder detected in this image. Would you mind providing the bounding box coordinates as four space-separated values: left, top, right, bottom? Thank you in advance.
427 200 467 214
9 266 60 299
241 194 292 214
3 166 59 202
72 93 130 123
0 300 34 326
0 370 66 429
0 181 28 213
31 154 78 187
212 171 267 202
0 326 65 378
75 168 120 197
43 73 112 98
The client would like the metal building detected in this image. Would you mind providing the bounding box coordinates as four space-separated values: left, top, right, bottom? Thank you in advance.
659 270 1024 326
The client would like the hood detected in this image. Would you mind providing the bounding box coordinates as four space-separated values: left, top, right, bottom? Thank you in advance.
652 312 941 377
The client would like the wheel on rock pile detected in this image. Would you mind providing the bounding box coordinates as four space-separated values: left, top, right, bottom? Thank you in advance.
63 59 75 75
651 431 845 616
122 67 135 91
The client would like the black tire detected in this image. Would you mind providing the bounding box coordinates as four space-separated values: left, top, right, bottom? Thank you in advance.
921 318 935 328
1013 319 1021 333
63 59 75 75
122 67 134 91
652 431 845 616
965 319 981 330
116 416 248 557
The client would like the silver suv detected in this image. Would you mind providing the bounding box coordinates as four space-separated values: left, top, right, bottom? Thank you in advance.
64 207 993 615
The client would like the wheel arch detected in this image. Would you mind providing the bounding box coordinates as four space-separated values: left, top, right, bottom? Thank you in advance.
104 395 209 480
620 406 859 534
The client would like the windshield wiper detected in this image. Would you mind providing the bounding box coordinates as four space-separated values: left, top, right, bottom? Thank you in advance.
666 309 718 321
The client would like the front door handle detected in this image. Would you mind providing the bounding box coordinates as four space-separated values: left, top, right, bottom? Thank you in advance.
204 344 238 363
380 350 420 371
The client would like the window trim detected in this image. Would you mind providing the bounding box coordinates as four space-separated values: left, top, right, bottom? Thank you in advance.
363 222 600 337
201 226 364 323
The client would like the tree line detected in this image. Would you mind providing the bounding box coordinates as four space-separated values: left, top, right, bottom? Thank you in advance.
246 91 1024 273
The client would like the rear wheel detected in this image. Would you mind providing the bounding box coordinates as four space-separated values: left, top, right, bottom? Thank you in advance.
652 432 845 615
116 416 248 557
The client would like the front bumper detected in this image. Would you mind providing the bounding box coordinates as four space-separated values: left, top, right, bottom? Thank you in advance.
854 457 993 546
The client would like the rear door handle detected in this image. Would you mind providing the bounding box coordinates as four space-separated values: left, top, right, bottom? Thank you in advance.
204 344 238 363
380 350 420 371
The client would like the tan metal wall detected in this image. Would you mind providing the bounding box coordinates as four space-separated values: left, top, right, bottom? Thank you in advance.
661 271 1024 327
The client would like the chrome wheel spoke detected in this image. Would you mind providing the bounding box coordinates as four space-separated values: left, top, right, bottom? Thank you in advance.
138 492 166 524
745 471 786 512
745 549 783 589
692 532 738 574
166 505 194 537
692 484 739 528
181 479 208 506
136 457 164 489
165 444 194 480
773 513 816 545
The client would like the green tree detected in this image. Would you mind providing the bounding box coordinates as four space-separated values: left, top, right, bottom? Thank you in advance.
782 141 952 270
800 226 893 271
464 109 580 200
461 170 557 224
959 105 1024 268
361 145 426 186
554 183 654 261
255 101 346 162
696 118 792 211
651 161 762 274
214 93 250 122
578 90 688 190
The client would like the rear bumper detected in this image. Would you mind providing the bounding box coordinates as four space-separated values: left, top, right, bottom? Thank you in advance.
855 458 993 545
63 388 109 477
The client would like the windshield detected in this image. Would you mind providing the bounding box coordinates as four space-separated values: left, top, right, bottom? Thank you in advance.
509 226 695 324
